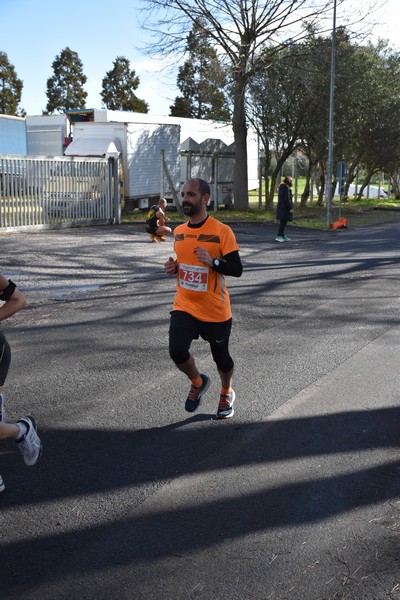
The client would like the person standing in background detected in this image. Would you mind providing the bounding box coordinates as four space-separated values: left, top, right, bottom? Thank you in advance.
275 176 294 242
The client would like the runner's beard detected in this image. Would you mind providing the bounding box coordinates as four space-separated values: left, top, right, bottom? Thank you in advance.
182 202 202 215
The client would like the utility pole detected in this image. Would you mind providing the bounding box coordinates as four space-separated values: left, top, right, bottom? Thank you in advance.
326 0 337 228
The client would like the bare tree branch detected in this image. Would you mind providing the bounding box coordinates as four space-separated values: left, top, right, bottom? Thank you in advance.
136 0 381 209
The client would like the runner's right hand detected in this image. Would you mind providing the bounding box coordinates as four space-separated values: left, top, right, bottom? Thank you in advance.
164 257 178 276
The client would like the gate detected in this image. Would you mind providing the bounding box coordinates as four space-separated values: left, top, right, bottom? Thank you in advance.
0 155 120 231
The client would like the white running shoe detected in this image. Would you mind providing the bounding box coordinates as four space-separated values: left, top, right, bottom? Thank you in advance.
16 416 43 466
0 475 5 492
217 389 236 419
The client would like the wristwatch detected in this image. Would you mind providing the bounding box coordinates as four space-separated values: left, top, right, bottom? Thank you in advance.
213 259 220 268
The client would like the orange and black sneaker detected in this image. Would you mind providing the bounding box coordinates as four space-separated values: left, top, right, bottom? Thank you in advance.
217 389 235 419
185 374 210 412
149 234 167 242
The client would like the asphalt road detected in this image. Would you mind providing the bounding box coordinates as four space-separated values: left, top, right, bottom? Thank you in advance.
0 221 399 600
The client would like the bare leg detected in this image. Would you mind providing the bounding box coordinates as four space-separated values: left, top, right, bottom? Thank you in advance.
218 368 233 389
176 355 199 381
0 422 19 441
0 386 21 440
156 226 172 235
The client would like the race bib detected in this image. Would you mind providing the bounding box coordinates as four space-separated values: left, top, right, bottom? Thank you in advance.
179 263 209 292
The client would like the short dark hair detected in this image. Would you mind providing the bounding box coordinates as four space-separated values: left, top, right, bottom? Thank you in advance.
197 178 210 196
187 178 210 197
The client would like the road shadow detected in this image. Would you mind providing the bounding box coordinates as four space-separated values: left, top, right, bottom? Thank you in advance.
0 405 399 596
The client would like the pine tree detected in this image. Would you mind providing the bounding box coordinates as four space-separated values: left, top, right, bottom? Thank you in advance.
101 57 148 113
169 19 230 121
0 52 24 116
46 47 87 114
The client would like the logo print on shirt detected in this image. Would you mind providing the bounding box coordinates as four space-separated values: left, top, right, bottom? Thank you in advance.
197 234 221 243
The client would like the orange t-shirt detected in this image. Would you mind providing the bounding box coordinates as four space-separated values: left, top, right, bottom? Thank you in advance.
172 216 240 322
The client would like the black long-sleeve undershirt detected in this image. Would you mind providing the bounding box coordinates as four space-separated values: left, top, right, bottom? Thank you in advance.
212 250 243 277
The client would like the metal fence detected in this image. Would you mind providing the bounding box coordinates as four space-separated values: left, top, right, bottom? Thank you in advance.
0 155 119 231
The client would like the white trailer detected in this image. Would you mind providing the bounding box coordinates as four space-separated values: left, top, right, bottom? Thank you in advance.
62 108 260 210
66 119 181 209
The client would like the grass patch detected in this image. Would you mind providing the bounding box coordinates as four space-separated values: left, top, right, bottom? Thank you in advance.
122 196 400 230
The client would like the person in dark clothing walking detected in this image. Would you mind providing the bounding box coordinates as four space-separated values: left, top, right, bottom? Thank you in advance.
275 176 294 242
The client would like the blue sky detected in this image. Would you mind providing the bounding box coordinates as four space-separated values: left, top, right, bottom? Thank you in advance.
1 0 177 116
1 0 399 117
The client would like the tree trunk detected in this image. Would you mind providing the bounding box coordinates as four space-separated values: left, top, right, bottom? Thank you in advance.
267 171 278 209
263 166 270 209
267 146 294 206
342 158 360 200
232 71 249 211
355 168 376 201
301 159 313 207
317 161 325 206
391 173 400 198
260 138 272 209
301 177 310 207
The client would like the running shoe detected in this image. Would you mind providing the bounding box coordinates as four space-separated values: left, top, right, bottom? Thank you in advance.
0 392 5 422
0 475 5 493
185 374 210 412
149 234 166 242
217 389 235 419
15 416 43 466
283 235 291 241
275 236 285 242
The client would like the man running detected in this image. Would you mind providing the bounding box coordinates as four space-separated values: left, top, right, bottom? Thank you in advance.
164 178 243 419
145 198 172 242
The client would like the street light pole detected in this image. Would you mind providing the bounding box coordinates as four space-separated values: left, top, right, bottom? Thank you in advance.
326 0 337 228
